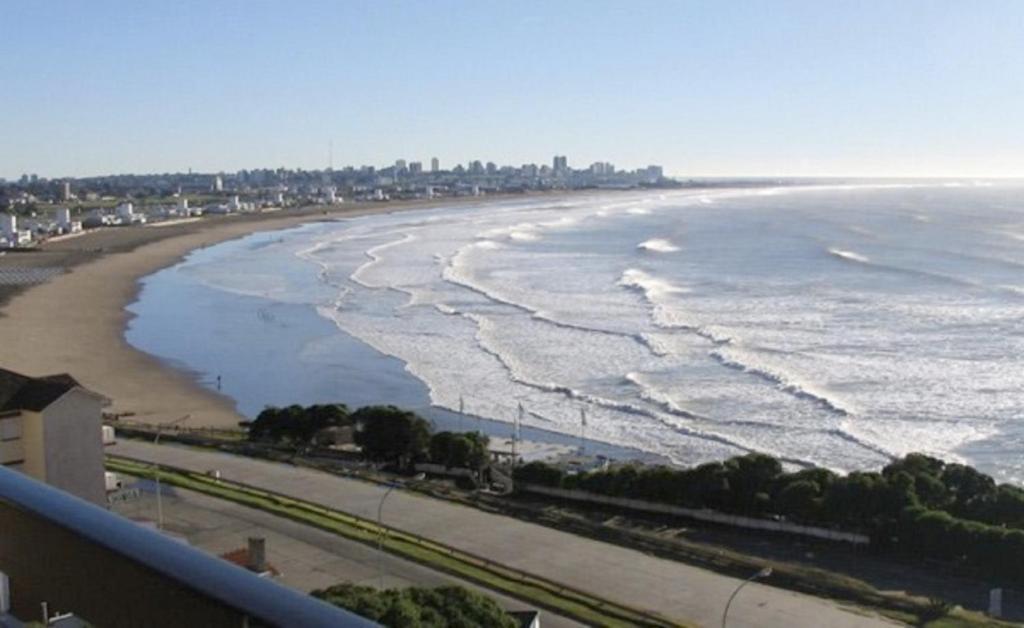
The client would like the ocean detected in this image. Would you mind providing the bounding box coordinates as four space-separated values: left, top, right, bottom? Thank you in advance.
126 184 1024 482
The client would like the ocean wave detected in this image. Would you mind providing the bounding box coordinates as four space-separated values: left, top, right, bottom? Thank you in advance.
637 238 681 253
824 245 1024 296
709 347 854 416
462 312 777 459
349 233 418 288
618 268 688 298
443 248 671 357
827 247 871 264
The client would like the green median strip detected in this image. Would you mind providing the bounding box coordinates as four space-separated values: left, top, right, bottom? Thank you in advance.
106 455 691 628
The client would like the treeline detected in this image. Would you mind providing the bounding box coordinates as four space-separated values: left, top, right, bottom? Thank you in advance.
514 452 1024 581
313 583 517 628
249 404 488 470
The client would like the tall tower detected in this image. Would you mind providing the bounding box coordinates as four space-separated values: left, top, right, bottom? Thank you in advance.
431 157 440 172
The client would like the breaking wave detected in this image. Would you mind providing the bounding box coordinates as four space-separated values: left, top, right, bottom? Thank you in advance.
637 238 681 253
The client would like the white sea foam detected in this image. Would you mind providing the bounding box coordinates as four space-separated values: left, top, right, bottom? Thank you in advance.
137 185 1024 481
637 238 681 253
827 247 871 264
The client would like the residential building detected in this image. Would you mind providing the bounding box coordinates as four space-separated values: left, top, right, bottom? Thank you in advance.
0 214 31 247
552 155 568 173
0 367 108 505
55 208 82 234
431 157 440 172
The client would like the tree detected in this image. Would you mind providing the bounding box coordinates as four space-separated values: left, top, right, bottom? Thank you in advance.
940 463 996 519
513 461 564 487
428 431 489 470
352 405 431 467
249 403 350 444
723 453 783 514
312 584 517 628
776 480 821 521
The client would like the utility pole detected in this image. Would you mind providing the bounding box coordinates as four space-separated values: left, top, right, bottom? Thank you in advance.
458 395 464 432
580 407 587 455
513 403 524 465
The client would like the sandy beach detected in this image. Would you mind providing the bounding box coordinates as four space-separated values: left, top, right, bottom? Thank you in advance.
0 196 550 428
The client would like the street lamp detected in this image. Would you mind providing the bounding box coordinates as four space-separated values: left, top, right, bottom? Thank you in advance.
721 566 772 628
376 482 401 590
153 414 189 529
376 474 425 589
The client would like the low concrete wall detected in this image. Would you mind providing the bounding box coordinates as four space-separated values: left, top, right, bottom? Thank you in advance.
519 483 870 545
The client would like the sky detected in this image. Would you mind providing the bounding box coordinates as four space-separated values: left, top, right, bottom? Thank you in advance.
1 1 1022 179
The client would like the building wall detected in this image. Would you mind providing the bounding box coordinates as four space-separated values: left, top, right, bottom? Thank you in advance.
15 410 44 481
41 391 106 506
0 414 24 467
0 502 242 627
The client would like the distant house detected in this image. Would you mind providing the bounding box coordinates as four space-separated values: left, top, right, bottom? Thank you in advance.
0 367 108 505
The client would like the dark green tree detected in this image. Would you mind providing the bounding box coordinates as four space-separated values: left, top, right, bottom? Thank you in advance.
312 584 517 628
352 405 431 467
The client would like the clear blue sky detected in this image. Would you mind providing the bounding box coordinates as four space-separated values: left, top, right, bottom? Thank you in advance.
2 1 1022 179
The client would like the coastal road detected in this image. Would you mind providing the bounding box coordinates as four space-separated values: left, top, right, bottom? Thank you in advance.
113 480 581 627
112 440 900 628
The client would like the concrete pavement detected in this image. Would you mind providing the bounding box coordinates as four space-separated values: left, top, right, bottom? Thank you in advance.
112 440 902 628
112 479 581 627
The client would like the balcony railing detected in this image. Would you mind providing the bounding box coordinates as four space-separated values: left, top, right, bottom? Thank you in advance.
0 464 377 627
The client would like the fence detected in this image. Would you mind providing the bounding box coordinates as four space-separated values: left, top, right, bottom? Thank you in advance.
519 483 870 545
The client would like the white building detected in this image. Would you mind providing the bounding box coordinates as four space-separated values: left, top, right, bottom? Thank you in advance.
0 214 31 247
213 175 224 192
55 208 83 234
177 197 190 216
0 367 109 505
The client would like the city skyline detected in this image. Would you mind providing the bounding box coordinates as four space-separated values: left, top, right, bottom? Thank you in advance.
2 1 1023 179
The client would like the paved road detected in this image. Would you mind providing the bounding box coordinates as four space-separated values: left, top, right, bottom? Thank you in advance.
113 479 581 627
113 440 902 628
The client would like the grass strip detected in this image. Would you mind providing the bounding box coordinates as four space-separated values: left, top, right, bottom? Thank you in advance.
106 456 689 628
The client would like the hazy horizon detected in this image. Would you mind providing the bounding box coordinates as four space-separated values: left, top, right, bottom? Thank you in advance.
2 1 1022 180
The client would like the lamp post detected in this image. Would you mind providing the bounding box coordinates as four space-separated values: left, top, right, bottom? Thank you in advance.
376 474 425 589
376 482 400 590
721 566 772 628
153 414 190 530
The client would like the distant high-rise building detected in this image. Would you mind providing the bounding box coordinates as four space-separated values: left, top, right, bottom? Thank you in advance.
395 159 407 172
60 181 71 201
213 175 223 192
553 155 568 173
409 161 423 175
431 157 440 172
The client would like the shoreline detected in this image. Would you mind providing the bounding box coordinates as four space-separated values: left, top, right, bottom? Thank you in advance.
0 192 590 428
